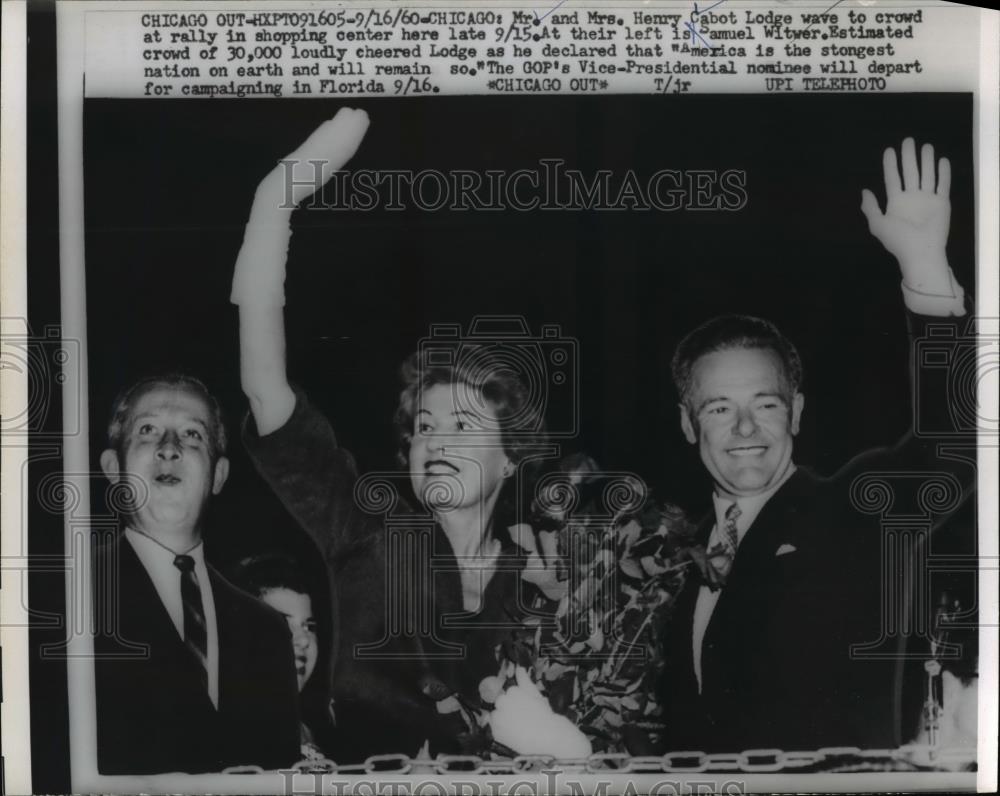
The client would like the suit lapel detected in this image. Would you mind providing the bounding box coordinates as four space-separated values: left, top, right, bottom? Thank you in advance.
732 468 815 573
704 470 815 645
113 537 184 648
210 566 248 715
106 536 217 711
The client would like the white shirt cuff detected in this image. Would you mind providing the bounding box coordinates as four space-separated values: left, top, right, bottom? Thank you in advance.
901 268 967 317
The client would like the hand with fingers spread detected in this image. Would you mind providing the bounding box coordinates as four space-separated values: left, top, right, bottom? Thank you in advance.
860 137 956 299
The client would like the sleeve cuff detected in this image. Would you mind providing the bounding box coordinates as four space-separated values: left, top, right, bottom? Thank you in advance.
243 384 310 444
901 268 967 317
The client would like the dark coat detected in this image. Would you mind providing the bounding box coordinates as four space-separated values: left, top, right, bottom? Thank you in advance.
659 310 977 754
93 536 302 774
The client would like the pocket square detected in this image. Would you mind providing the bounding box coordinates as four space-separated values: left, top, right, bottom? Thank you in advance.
775 543 798 557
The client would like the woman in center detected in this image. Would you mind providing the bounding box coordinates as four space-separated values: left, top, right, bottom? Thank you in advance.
243 347 554 762
235 109 562 761
398 353 548 618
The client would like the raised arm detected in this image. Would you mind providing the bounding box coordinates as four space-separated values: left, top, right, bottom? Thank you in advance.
839 137 975 486
232 108 370 435
860 137 966 317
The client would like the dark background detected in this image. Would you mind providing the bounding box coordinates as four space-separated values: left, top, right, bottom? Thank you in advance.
81 93 976 563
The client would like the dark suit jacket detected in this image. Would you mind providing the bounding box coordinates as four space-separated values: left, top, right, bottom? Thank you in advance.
93 536 301 774
660 310 977 754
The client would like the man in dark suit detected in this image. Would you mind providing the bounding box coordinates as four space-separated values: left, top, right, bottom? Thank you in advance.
94 374 301 774
660 139 976 754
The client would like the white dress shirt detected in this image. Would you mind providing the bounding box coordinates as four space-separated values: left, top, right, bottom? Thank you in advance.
692 465 795 693
125 528 220 709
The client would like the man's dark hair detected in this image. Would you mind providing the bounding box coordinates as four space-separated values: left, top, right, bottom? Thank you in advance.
671 314 804 407
106 373 228 462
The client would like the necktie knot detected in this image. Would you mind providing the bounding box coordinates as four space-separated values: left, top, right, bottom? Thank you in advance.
173 554 196 574
701 501 743 590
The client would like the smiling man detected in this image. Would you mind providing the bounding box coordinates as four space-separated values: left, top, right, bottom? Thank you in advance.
93 374 300 774
679 337 804 502
659 139 976 754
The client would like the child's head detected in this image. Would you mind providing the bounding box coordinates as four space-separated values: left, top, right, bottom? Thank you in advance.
231 554 318 691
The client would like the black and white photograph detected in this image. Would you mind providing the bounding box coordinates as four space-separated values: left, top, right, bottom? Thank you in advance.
1 2 997 794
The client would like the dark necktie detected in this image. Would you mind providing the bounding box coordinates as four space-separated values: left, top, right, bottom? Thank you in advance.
709 502 743 585
173 554 208 691
723 501 742 555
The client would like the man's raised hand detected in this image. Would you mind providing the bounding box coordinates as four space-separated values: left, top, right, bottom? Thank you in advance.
861 137 953 295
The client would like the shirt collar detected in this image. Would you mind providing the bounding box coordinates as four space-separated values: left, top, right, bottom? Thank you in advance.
125 527 205 564
711 463 797 543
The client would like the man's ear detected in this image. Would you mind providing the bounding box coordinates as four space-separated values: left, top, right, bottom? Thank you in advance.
679 404 697 445
212 457 230 495
790 392 805 435
100 449 121 483
502 457 515 479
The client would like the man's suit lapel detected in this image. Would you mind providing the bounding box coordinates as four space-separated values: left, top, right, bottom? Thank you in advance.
98 535 221 771
115 535 215 712
209 566 303 770
211 567 250 715
113 537 181 650
704 470 814 647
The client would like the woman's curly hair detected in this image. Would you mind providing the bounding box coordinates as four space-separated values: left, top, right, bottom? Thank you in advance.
393 345 550 468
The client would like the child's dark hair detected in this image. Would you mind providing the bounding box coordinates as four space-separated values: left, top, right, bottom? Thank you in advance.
228 553 314 600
